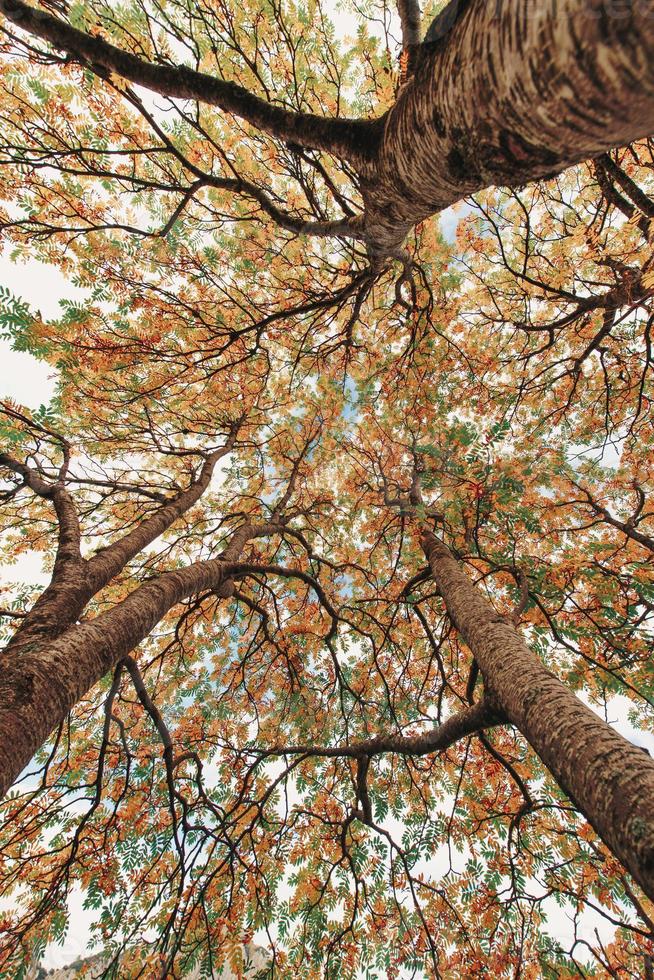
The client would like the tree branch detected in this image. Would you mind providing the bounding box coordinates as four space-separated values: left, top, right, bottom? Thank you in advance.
257 697 499 760
85 429 241 592
0 411 86 566
398 0 422 80
569 481 654 554
0 0 379 162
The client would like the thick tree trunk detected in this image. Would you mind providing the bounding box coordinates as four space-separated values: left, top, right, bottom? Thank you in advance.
420 530 654 902
0 519 277 798
0 557 228 798
363 0 654 252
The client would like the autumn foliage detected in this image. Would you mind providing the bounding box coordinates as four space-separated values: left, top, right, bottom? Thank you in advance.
0 0 653 977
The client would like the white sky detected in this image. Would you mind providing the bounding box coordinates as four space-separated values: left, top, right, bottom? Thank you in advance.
0 250 71 407
0 251 69 592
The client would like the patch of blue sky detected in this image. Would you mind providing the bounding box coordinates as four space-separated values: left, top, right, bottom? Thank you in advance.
341 374 360 423
334 570 355 600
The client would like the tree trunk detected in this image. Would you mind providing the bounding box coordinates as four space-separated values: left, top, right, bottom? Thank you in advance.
0 557 228 798
420 529 654 902
0 518 278 798
363 0 654 252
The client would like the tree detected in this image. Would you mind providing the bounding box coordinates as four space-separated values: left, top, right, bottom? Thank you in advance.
0 0 653 975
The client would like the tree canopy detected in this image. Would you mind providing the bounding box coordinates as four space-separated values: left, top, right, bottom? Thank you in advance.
0 0 653 977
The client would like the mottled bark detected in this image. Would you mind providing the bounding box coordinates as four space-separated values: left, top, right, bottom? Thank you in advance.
421 530 654 901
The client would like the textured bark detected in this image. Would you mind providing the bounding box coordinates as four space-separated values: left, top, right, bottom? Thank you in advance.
0 516 280 797
421 530 654 901
364 0 654 251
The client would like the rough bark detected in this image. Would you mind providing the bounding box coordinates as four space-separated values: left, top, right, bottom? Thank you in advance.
420 529 654 902
0 519 280 797
363 0 654 251
2 0 653 254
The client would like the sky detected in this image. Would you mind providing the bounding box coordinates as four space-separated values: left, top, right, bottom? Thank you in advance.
0 251 75 591
0 253 63 404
